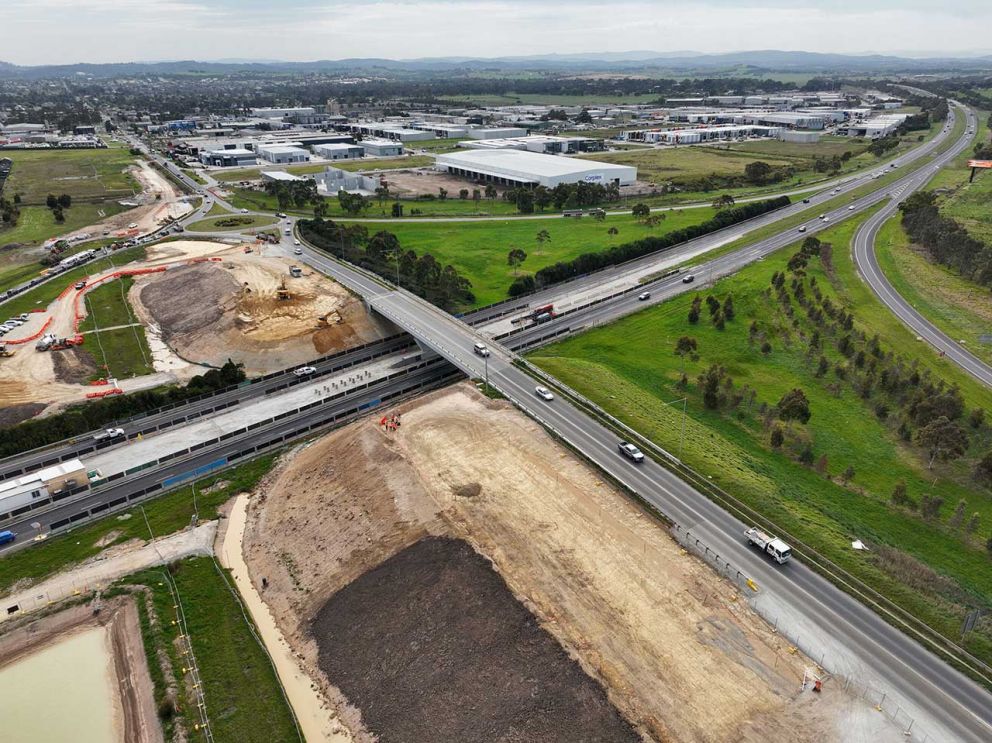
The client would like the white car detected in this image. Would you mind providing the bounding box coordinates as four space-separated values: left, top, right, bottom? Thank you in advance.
637 291 650 301
535 386 554 401
240 208 249 214
798 226 807 233
822 216 830 222
848 205 855 210
293 239 300 246
473 342 490 357
293 366 317 377
618 441 645 463
294 248 303 255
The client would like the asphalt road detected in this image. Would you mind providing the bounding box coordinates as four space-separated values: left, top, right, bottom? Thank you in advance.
365 278 992 743
851 109 992 387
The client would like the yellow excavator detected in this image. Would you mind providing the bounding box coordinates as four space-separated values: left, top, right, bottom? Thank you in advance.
0 345 15 358
276 280 290 301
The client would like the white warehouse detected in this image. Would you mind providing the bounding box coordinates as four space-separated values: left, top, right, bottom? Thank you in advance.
256 144 310 164
436 150 636 188
313 143 364 161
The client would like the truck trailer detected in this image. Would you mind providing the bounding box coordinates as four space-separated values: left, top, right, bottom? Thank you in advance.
745 527 792 564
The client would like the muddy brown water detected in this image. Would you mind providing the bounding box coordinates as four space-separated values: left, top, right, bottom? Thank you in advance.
0 625 118 742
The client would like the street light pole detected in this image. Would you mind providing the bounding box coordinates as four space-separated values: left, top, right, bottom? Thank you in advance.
484 354 489 395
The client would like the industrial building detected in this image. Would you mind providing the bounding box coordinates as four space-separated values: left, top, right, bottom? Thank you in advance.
316 166 379 195
251 107 317 119
621 124 782 145
260 170 306 183
459 135 605 154
359 138 404 157
410 123 471 138
199 148 257 167
349 123 433 142
843 113 909 139
0 458 89 519
256 143 310 164
436 149 636 188
313 142 364 160
467 127 528 140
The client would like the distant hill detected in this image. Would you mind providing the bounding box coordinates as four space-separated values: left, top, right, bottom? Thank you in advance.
0 50 990 79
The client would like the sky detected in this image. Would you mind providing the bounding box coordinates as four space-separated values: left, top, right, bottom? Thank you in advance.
0 0 988 65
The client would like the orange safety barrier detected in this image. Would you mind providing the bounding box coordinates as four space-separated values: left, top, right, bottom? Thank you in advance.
28 308 45 313
85 387 124 399
89 379 109 386
210 257 223 262
5 316 53 345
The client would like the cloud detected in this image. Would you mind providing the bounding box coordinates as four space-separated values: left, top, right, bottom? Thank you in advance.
0 0 987 65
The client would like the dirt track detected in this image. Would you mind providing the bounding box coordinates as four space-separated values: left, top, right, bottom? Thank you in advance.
242 383 899 742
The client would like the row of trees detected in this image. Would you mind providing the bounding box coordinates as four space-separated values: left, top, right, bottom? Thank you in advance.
299 218 474 311
0 360 246 455
508 195 790 296
502 181 621 214
262 179 320 211
45 192 72 223
900 191 992 290
0 193 21 230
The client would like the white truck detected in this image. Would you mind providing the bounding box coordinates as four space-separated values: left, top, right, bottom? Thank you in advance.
745 527 792 564
93 427 125 441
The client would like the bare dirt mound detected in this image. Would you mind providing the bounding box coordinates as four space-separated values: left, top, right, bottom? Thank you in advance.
51 346 100 384
245 384 898 743
313 536 640 743
0 402 46 428
134 257 392 374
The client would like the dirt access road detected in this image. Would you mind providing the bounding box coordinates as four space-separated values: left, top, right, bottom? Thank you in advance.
242 383 903 743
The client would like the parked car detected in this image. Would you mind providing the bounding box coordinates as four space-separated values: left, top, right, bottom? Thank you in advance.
535 386 554 401
293 366 317 377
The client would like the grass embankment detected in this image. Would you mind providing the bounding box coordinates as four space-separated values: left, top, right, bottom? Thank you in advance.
530 214 992 665
869 110 992 364
186 214 278 232
0 454 275 595
349 208 717 306
78 275 154 378
125 557 299 743
0 245 147 317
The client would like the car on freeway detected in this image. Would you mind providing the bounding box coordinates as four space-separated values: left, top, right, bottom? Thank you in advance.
618 441 645 463
94 427 125 441
833 188 840 193
276 212 287 218
848 205 855 210
473 342 490 357
0 530 16 546
293 239 300 246
638 291 650 301
818 214 826 220
681 274 695 284
822 216 830 222
240 208 249 214
294 248 303 255
535 386 554 401
293 366 317 377
802 198 810 204
798 226 807 233
75 281 86 290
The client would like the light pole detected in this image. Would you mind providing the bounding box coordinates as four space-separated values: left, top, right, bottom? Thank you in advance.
484 354 490 395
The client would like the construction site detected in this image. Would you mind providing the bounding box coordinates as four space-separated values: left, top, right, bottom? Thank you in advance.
239 383 905 743
130 245 393 375
0 238 391 420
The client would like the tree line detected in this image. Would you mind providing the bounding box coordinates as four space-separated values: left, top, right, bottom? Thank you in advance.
0 360 246 457
900 191 992 290
508 196 790 296
299 218 474 311
502 181 621 214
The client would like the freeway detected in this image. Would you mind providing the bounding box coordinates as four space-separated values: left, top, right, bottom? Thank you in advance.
0 334 416 484
366 278 992 743
851 110 992 387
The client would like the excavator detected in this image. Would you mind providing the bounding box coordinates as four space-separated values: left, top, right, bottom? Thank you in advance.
0 344 14 358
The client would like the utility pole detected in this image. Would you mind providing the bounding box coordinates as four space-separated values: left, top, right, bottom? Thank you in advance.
484 354 490 395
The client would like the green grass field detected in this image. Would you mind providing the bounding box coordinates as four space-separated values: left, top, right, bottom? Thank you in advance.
530 214 992 665
186 214 278 232
874 219 992 366
347 208 717 306
581 145 797 183
0 455 276 595
1 245 147 317
2 144 138 205
0 201 129 247
126 557 300 743
78 275 153 378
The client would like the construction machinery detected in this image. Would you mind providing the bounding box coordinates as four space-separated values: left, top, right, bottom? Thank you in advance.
276 281 291 301
0 345 14 358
